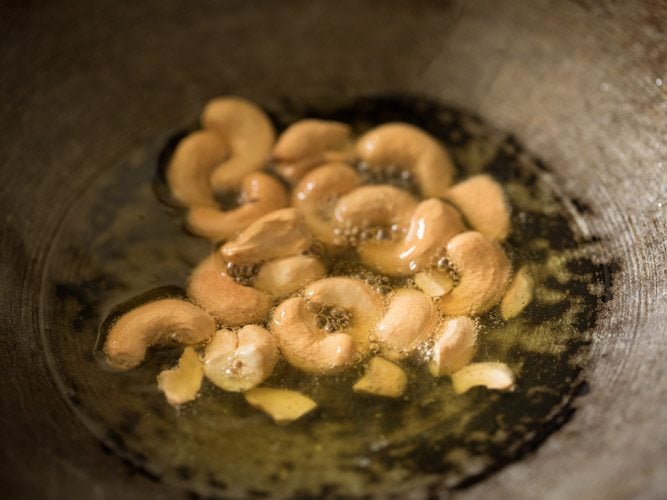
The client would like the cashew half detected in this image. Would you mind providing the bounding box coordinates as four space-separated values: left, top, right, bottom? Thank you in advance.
356 122 455 197
187 254 271 326
166 130 229 207
334 185 417 232
445 174 511 241
201 96 276 191
220 208 312 264
157 347 204 406
204 325 278 392
374 289 436 360
358 198 464 276
272 119 353 183
439 231 512 316
500 266 534 320
414 269 455 297
450 362 515 394
186 172 288 241
255 255 326 298
104 298 215 370
353 356 407 398
429 317 478 377
292 162 362 246
244 387 317 425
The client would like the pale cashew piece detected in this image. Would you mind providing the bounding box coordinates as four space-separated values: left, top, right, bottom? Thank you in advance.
445 174 511 241
220 208 312 264
500 266 534 320
166 130 229 207
429 317 478 377
334 185 417 232
414 269 455 297
187 254 271 326
358 198 464 276
374 289 436 360
356 122 455 197
304 277 384 356
204 325 278 392
439 231 512 316
353 356 408 398
201 96 276 191
157 347 204 406
104 298 215 371
255 255 326 298
451 362 516 394
186 172 288 241
292 162 362 246
272 119 354 183
244 387 318 425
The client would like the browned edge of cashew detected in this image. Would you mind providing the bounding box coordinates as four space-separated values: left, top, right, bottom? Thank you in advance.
186 172 288 241
445 174 511 241
157 347 204 406
374 288 436 360
429 316 478 377
201 96 276 191
438 231 512 316
352 356 408 398
187 254 271 326
166 130 229 207
254 255 326 298
104 298 215 371
355 122 455 197
204 325 278 392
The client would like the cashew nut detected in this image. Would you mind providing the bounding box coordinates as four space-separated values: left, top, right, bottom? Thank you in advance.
292 162 362 246
414 269 454 297
438 231 512 316
244 387 318 425
254 255 326 298
358 198 464 276
429 317 478 377
186 172 288 241
104 298 215 370
220 208 312 264
445 174 511 241
353 356 407 398
166 130 229 207
500 266 534 320
272 119 353 183
355 122 455 197
203 325 278 392
450 362 515 394
187 254 271 326
374 289 436 360
201 96 276 191
157 347 204 406
334 185 418 233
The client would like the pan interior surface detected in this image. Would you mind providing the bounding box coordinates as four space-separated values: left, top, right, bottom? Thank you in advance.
38 95 610 497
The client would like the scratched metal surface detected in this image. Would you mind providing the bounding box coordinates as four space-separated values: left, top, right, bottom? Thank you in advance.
0 0 665 499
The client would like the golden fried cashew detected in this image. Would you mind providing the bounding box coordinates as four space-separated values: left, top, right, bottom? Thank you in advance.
451 362 515 394
355 122 455 197
353 356 408 398
374 289 436 360
500 266 534 320
187 254 271 326
104 299 215 371
358 198 464 276
203 325 278 392
304 277 384 356
272 119 354 183
445 174 511 241
186 172 288 241
157 347 204 406
429 317 478 377
220 208 312 264
254 255 326 298
270 297 355 374
438 231 512 316
334 185 418 232
201 96 276 191
292 162 362 246
414 269 454 297
166 130 229 207
245 387 317 425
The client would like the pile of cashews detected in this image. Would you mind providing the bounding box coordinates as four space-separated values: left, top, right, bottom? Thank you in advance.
103 96 535 424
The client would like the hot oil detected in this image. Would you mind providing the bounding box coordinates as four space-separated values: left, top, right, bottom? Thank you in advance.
39 95 613 498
